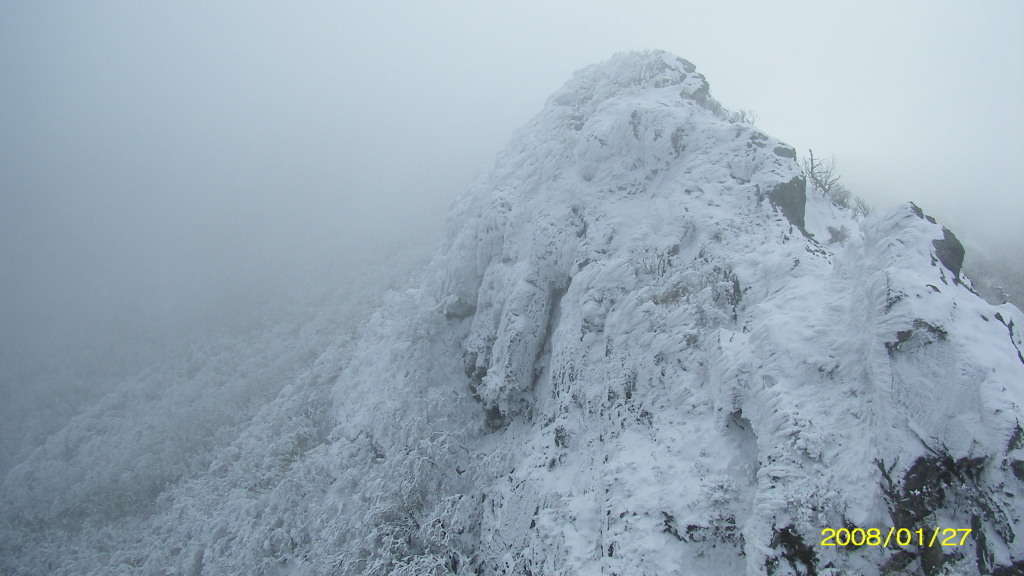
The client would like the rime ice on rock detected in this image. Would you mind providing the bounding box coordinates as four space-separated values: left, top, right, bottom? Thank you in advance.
412 50 1024 575
7 50 1024 576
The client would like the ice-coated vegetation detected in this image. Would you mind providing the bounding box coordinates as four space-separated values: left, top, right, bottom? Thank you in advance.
3 51 1023 576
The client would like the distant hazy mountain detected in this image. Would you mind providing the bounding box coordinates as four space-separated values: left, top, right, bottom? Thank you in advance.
4 50 1023 576
965 247 1024 312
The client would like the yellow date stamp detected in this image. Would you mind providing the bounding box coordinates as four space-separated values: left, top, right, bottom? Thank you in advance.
820 527 971 548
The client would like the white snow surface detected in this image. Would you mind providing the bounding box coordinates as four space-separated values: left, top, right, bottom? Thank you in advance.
3 50 1024 576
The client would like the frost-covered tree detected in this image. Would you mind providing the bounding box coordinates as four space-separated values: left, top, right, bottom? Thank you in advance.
804 149 841 196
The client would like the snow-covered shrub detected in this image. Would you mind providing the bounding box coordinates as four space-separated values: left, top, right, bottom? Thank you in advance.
851 195 874 217
826 182 851 208
827 225 850 244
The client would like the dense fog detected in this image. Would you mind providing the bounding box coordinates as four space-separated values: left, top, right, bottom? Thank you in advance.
2 0 1022 478
3 4 1024 574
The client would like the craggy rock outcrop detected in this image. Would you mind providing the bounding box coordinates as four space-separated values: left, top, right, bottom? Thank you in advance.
399 52 1024 575
933 227 965 282
767 175 808 233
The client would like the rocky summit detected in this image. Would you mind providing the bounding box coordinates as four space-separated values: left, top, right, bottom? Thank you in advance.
4 50 1024 576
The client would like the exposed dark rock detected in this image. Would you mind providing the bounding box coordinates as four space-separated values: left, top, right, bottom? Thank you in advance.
767 175 807 233
767 525 818 576
886 289 906 313
676 57 697 73
915 319 949 341
686 75 711 103
876 549 917 569
995 313 1024 366
1011 460 1024 482
933 227 965 283
885 319 949 355
878 455 986 529
772 146 796 158
671 127 687 157
1007 421 1024 452
909 202 937 223
920 542 960 576
876 454 1009 574
886 329 914 355
897 457 953 527
662 511 683 541
553 425 568 448
484 405 505 430
880 550 916 574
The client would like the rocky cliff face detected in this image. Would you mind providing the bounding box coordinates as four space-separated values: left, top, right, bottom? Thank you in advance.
4 50 1023 576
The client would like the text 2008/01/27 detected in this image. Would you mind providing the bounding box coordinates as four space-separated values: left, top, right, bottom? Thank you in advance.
820 527 971 548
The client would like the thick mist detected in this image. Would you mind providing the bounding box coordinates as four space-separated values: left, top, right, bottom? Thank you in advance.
2 2 1022 468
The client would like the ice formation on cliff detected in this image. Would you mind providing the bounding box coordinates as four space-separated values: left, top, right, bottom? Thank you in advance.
4 50 1024 576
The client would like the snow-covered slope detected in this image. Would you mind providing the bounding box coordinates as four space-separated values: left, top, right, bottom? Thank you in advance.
4 50 1024 576
338 50 1024 575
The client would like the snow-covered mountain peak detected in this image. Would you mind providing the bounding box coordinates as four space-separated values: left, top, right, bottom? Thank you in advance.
412 51 1024 575
4 51 1023 576
547 50 708 108
435 51 813 421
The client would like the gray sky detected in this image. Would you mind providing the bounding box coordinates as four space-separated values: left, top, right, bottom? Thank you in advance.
2 1 1022 380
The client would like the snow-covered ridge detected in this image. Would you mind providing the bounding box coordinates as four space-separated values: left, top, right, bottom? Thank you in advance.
398 50 1024 575
3 50 1023 576
438 51 807 422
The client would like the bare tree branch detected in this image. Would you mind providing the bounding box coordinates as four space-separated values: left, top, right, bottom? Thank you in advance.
804 149 841 196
